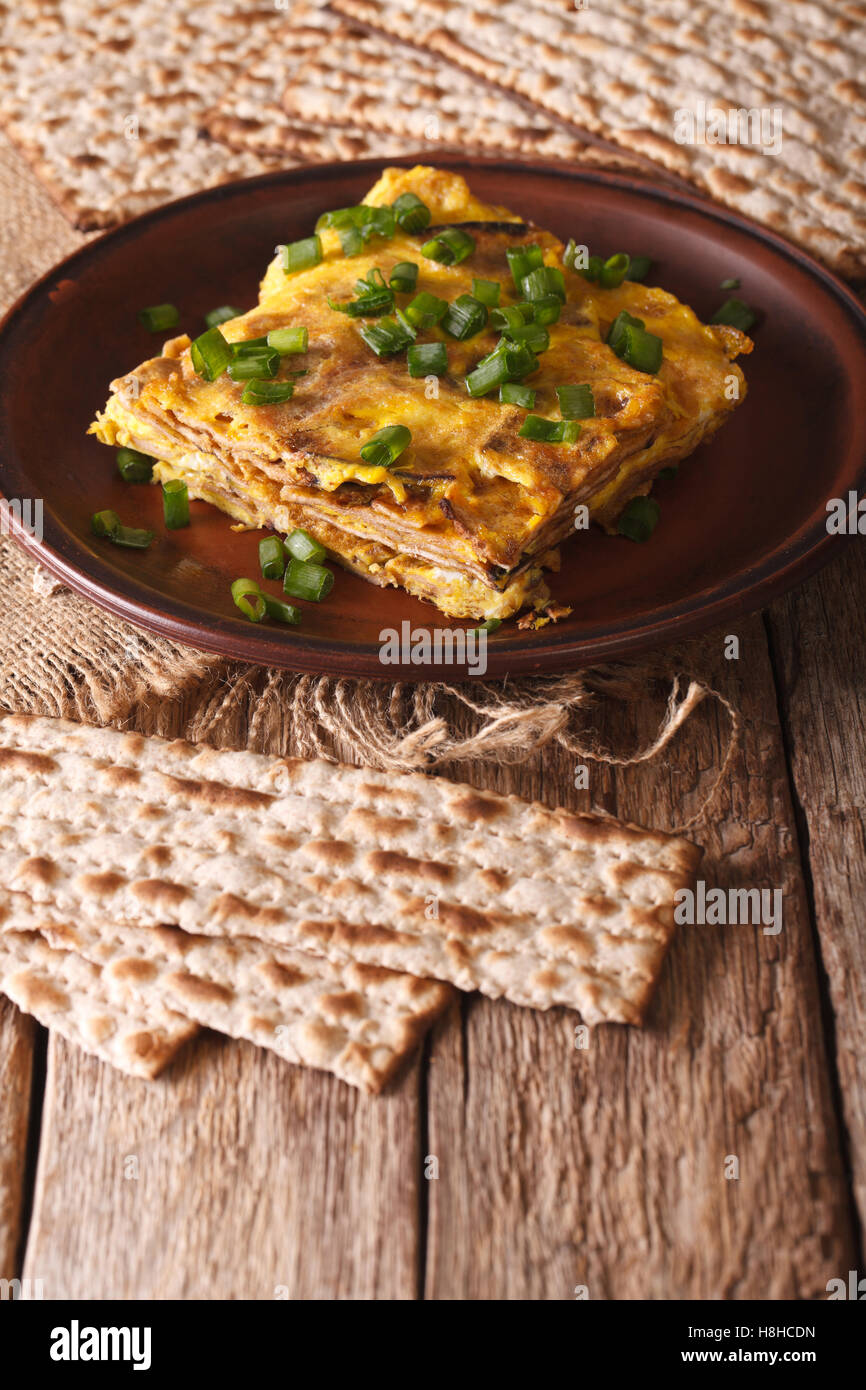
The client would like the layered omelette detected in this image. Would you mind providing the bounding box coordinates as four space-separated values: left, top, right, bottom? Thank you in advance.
91 166 752 621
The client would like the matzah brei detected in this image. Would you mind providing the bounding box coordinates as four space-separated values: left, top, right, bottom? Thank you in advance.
0 930 197 1079
0 715 702 1024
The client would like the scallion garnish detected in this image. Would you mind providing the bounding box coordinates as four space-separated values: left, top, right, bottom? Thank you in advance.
204 305 242 329
231 577 267 622
502 321 549 354
359 424 411 468
529 295 561 326
465 340 539 397
577 254 604 283
606 312 663 373
617 496 660 542
521 266 566 302
267 326 308 355
116 447 154 483
408 342 448 377
518 415 581 444
283 557 334 603
241 379 294 405
626 255 652 282
138 303 179 333
556 384 595 419
392 192 431 234
282 235 322 274
490 305 534 333
262 595 301 624
339 226 364 257
228 349 279 381
259 535 287 580
389 261 419 294
499 383 536 408
404 290 448 330
606 310 645 355
720 277 740 290
470 618 502 633
472 278 501 307
317 205 395 241
91 509 154 548
420 227 475 265
329 266 394 318
506 244 544 288
359 315 415 357
190 326 232 381
442 294 488 341
599 253 630 289
231 336 270 355
711 297 756 332
286 528 326 564
162 478 189 529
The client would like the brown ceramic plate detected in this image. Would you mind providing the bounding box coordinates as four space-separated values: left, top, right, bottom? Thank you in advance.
1 156 865 679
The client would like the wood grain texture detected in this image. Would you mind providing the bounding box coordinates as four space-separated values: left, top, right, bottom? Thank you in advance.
424 619 856 1299
767 541 866 1237
0 997 35 1282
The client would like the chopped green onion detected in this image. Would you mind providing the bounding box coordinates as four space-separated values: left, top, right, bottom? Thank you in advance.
241 379 295 405
360 424 411 468
231 577 267 622
617 496 660 542
204 305 242 329
339 226 364 256
231 336 269 355
162 478 189 530
470 618 502 633
389 261 419 294
506 244 544 288
286 528 326 564
578 254 604 283
262 595 301 625
563 239 584 271
359 315 415 356
329 268 395 318
91 509 154 548
618 323 663 373
259 535 287 580
138 303 179 333
408 342 448 377
518 415 581 444
404 290 448 330
465 340 538 397
282 235 322 274
599 253 630 289
499 383 536 408
521 266 566 302
442 294 488 341
657 465 679 480
711 297 756 332
720 276 740 290
316 206 395 241
283 557 334 602
556 384 595 419
606 310 644 354
190 326 232 381
529 295 561 326
228 349 280 381
392 192 431 234
502 321 549 354
420 227 475 265
116 447 154 483
626 255 652 283
490 304 535 332
267 327 308 354
472 278 501 307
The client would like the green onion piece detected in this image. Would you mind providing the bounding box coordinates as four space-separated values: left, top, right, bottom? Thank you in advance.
231 577 267 622
657 465 679 480
442 293 488 341
617 496 660 542
231 336 270 355
116 447 154 483
529 295 561 326
563 238 581 270
600 252 630 289
404 290 448 330
499 383 536 408
316 205 395 241
392 192 431 234
339 226 364 256
521 266 566 302
502 321 549 354
259 535 287 580
711 297 756 332
518 415 581 444
359 424 411 468
606 310 645 354
626 255 652 283
579 255 604 283
490 304 535 332
190 326 232 381
506 244 544 288
408 342 448 377
283 558 334 603
465 340 538 397
472 278 501 307
329 269 395 317
228 349 280 381
282 235 322 274
285 528 326 564
91 509 119 538
359 316 415 356
204 305 242 329
720 276 740 290
389 261 419 294
162 478 189 530
91 510 154 548
241 379 294 405
138 303 179 333
470 618 502 633
262 595 301 625
620 323 663 374
420 227 475 265
267 326 308 355
556 384 595 419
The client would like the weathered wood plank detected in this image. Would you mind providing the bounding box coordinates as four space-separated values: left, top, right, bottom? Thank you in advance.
425 618 856 1298
0 999 36 1285
767 542 866 1242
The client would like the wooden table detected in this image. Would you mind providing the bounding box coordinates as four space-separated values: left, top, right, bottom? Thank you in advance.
1 136 864 1301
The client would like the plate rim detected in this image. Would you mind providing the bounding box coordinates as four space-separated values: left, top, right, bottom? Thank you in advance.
2 152 865 679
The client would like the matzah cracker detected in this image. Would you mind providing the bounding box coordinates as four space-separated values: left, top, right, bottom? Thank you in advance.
0 930 197 1079
31 918 452 1094
330 0 866 277
0 716 702 1023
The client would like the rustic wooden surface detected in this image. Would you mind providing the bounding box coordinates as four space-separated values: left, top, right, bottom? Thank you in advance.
0 132 864 1300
